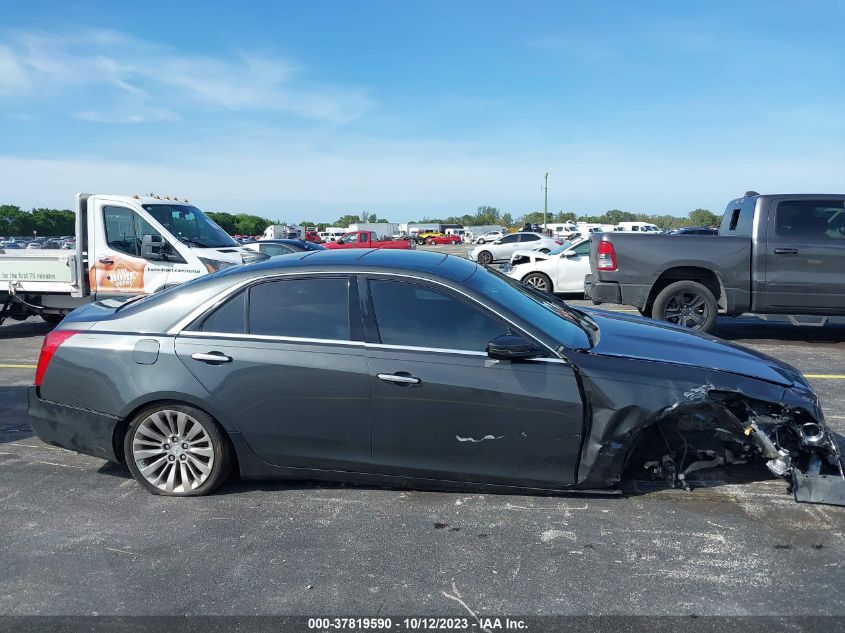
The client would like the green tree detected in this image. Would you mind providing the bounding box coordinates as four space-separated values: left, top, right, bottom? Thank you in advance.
501 212 513 227
688 208 721 228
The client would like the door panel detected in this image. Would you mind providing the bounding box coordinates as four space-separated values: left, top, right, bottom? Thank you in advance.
556 242 592 292
763 199 845 311
91 203 176 298
176 336 371 471
363 276 584 487
367 349 583 487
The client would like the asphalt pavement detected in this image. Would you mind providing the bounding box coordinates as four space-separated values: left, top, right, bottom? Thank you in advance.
1 249 844 617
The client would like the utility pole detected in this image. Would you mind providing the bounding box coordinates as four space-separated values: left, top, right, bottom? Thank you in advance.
542 171 550 233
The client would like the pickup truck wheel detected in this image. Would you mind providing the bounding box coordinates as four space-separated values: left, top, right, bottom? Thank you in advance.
652 281 717 332
477 250 494 265
522 272 553 293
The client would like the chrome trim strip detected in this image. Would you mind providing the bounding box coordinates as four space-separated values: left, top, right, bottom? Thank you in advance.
178 330 365 347
366 343 487 357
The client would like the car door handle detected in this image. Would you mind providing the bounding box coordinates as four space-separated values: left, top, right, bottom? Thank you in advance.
377 373 421 385
98 257 114 265
773 248 798 255
191 352 232 364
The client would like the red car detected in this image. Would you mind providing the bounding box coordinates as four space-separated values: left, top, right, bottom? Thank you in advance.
424 234 462 245
304 230 322 243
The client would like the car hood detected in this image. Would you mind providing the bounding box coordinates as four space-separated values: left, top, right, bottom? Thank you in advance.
581 308 803 387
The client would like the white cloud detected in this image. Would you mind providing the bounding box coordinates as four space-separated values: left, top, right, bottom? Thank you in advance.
0 28 371 124
0 44 31 94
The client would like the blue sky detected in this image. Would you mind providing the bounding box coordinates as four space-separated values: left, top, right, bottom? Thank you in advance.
1 0 843 222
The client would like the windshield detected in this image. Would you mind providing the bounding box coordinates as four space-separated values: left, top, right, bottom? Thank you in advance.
142 204 237 248
546 241 573 255
465 265 592 350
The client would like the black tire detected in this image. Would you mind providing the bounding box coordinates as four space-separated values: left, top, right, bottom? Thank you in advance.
521 272 553 293
651 280 717 332
124 403 232 497
427 238 436 246
40 313 64 326
477 250 494 265
538 248 550 254
476 239 485 244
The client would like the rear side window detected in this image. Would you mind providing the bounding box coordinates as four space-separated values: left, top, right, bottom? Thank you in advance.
369 279 508 352
719 199 756 236
775 200 845 239
258 243 294 256
249 278 350 340
520 234 540 242
499 234 519 244
201 291 246 334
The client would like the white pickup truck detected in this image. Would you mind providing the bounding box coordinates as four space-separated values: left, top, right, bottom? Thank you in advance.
0 193 267 325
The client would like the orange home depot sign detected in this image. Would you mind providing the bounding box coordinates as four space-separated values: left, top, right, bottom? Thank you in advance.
88 256 147 294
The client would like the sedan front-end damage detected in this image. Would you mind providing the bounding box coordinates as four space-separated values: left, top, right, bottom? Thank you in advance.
568 309 845 506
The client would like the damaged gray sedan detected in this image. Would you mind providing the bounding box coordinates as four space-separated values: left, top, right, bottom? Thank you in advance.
28 249 844 504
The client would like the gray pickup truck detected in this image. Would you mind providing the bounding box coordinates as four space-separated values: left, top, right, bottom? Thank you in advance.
585 192 845 332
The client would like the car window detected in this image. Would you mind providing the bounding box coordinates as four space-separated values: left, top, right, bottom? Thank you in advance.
520 234 540 242
775 200 845 239
201 291 246 334
249 278 351 340
259 243 294 256
369 279 509 352
720 199 756 236
572 241 591 256
499 234 519 244
103 206 162 258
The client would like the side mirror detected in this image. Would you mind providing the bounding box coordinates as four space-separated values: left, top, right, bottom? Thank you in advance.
486 335 544 361
493 239 503 245
563 250 577 258
141 234 164 261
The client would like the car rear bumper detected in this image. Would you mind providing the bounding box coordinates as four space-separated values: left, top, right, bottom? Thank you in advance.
28 386 121 462
584 276 650 310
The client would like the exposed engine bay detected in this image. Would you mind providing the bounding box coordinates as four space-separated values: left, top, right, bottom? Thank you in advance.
625 389 845 506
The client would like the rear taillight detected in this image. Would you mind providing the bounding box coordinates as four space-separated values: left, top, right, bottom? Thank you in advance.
597 241 618 271
34 330 78 387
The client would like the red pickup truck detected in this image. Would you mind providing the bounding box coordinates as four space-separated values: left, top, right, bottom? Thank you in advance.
324 231 414 250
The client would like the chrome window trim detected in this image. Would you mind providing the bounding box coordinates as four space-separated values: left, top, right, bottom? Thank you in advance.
178 330 365 347
167 269 565 360
365 343 486 357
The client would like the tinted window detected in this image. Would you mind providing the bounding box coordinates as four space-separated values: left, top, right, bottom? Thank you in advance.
369 280 508 352
775 200 845 239
520 234 540 242
202 291 246 333
719 199 756 236
249 278 351 340
572 241 591 256
499 234 519 244
466 267 591 350
259 243 295 256
104 206 161 258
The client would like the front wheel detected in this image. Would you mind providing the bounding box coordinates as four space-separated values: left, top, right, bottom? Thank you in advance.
651 280 717 332
124 404 232 496
477 250 494 265
522 272 553 293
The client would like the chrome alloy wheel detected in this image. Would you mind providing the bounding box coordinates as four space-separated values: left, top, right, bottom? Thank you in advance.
131 410 215 493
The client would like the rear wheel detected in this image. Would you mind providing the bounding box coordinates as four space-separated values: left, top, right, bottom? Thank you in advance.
427 238 436 246
522 272 553 293
124 404 232 496
477 250 494 265
651 280 717 332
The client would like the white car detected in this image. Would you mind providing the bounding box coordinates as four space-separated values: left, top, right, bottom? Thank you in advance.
503 238 592 293
474 230 505 244
470 232 562 265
